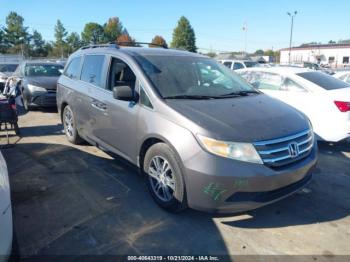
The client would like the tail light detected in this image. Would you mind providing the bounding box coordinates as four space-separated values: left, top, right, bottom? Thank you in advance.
334 101 350 112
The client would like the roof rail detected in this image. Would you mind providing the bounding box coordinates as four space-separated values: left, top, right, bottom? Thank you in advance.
79 42 168 51
117 42 168 49
80 43 119 50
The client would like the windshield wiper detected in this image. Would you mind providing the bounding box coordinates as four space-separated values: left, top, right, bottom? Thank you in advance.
163 95 220 100
220 90 260 97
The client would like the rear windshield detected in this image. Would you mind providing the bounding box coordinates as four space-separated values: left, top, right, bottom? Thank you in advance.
0 64 18 73
297 72 350 90
25 64 63 77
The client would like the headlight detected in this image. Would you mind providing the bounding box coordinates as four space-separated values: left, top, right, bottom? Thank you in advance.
27 84 47 92
197 134 263 164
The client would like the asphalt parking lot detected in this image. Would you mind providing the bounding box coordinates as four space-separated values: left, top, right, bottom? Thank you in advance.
1 110 350 260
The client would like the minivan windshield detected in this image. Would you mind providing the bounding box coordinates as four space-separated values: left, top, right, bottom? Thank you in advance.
134 55 258 98
25 64 63 77
297 71 350 90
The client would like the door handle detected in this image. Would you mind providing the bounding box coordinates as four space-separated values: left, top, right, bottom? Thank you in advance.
91 100 107 111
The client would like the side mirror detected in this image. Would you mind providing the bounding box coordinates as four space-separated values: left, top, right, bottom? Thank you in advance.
113 85 137 101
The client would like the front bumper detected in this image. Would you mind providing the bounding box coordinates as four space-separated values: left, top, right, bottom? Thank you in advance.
26 90 57 108
0 204 12 261
183 142 317 213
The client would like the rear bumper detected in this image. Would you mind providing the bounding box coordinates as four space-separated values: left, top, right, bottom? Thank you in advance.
183 142 317 213
0 205 12 260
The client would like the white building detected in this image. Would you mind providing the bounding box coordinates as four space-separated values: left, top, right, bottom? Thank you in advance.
280 44 350 68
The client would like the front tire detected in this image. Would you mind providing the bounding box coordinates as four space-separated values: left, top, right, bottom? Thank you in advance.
63 105 83 144
144 143 187 212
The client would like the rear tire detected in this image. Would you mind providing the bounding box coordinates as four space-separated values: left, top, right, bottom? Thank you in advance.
144 143 187 212
63 105 83 144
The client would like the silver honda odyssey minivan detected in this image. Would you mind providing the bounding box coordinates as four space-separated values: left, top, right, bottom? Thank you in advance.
57 44 317 213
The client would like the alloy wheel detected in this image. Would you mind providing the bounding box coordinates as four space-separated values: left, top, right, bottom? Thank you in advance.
148 156 176 202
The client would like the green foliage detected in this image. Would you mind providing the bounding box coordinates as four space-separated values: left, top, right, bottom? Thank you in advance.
254 49 264 55
81 22 104 44
205 52 216 58
29 30 48 57
149 35 167 48
66 32 82 53
171 16 197 52
3 11 30 55
53 20 68 58
103 17 123 42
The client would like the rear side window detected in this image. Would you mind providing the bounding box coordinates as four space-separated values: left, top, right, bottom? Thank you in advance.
233 62 244 70
297 72 350 90
223 62 232 68
64 57 81 79
283 78 307 92
81 55 105 87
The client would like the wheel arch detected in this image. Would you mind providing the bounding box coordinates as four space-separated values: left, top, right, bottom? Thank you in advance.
138 134 182 173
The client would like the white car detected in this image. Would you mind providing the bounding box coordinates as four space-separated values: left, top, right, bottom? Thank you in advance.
237 67 350 142
333 71 350 84
0 151 12 261
218 59 259 70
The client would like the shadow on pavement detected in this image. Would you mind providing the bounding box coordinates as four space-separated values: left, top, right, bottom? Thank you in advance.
2 138 350 257
18 124 63 137
3 143 228 258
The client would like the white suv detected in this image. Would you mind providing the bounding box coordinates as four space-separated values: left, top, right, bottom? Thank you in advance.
218 59 258 70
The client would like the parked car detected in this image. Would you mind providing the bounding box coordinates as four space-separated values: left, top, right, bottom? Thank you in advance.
0 151 12 262
218 59 259 70
0 63 19 92
12 61 64 110
303 62 334 75
333 70 350 84
237 67 350 142
58 44 317 213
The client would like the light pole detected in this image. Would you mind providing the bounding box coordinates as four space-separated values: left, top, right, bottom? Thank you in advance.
287 11 297 64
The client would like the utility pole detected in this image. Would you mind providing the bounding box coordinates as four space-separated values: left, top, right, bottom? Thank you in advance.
242 21 247 56
287 11 297 64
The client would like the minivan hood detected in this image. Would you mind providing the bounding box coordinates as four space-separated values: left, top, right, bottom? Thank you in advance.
165 94 309 142
26 76 59 90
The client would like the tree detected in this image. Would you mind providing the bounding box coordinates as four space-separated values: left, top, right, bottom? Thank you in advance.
4 11 30 55
328 40 336 44
254 49 264 55
103 17 123 42
149 35 168 48
66 32 82 53
116 34 136 46
0 27 6 53
171 16 197 52
54 19 67 58
29 30 48 57
205 52 216 58
81 22 104 44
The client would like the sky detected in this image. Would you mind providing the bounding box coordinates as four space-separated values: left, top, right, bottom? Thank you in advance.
0 0 349 53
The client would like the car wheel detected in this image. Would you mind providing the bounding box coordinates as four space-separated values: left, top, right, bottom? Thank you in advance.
144 143 187 212
63 105 83 144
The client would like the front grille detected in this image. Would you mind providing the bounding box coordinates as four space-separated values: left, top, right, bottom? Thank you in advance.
254 129 314 168
33 94 57 106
